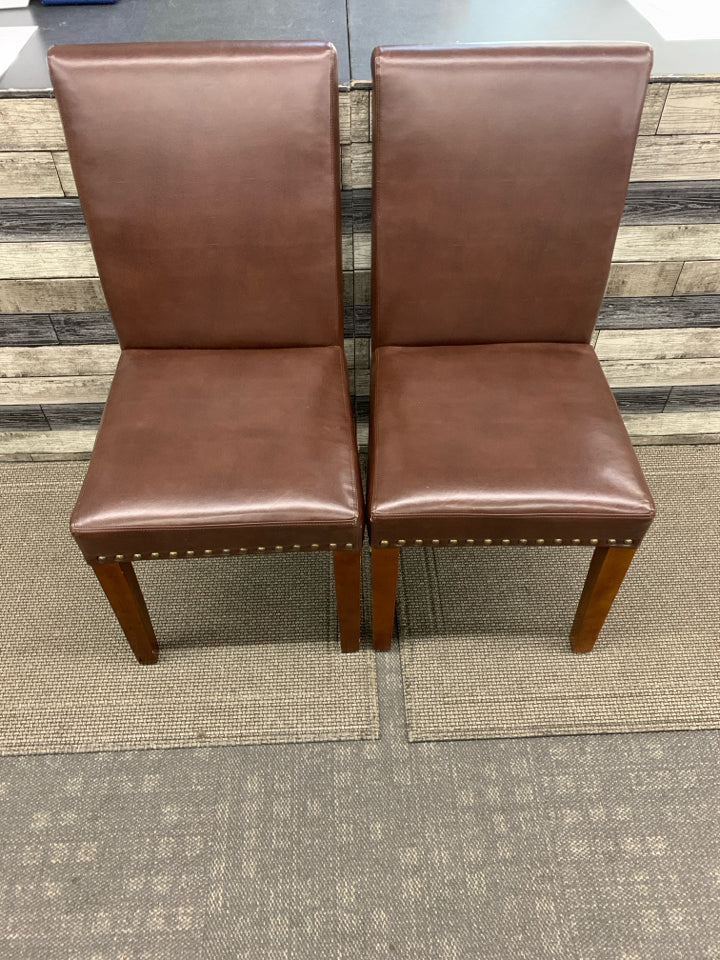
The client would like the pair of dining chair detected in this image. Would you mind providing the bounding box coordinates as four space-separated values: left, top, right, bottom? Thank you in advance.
49 40 655 665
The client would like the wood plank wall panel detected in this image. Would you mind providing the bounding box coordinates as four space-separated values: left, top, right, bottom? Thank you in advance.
0 82 718 460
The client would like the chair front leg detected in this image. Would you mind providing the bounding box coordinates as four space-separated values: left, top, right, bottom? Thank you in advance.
371 547 400 650
570 546 637 653
90 561 159 664
333 550 362 652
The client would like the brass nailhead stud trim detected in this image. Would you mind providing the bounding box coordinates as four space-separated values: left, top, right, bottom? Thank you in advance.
380 540 389 546
222 548 231 554
311 543 320 550
186 550 195 556
151 552 160 558
554 538 563 545
519 539 527 545
536 539 545 545
590 539 598 545
502 539 511 545
98 555 106 561
293 544 302 550
484 538 493 545
345 543 353 549
329 543 337 549
169 551 178 558
415 539 423 545
115 554 125 560
257 546 266 552
608 538 616 545
133 553 142 559
275 545 284 551
625 539 633 545
572 539 581 545
204 549 213 555
240 548 248 553
431 539 440 545
466 539 475 545
398 539 407 546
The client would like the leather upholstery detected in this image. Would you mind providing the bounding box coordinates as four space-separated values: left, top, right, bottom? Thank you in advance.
71 347 363 559
50 42 363 567
49 41 344 349
368 44 655 550
371 43 652 348
368 344 655 546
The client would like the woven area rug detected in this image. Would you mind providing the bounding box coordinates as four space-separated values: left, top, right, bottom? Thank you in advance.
0 463 378 755
397 445 720 741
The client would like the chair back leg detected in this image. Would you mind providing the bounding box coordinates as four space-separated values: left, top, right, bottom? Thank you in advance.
90 561 159 664
333 550 363 652
571 546 637 653
371 547 400 650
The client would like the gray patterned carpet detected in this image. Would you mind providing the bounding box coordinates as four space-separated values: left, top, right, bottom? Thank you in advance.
2 655 719 959
397 445 720 741
0 463 378 753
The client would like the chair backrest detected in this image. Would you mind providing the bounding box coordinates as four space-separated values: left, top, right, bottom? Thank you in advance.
371 44 652 348
49 41 344 349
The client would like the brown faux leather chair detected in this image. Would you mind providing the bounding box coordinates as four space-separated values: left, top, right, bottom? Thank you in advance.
368 43 656 653
49 41 364 663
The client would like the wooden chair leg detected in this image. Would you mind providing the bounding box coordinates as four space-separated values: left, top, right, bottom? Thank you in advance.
333 550 362 653
90 561 159 664
372 547 399 651
570 546 637 653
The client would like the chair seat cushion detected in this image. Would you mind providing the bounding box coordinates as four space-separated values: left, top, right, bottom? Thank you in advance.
368 343 655 547
71 347 363 560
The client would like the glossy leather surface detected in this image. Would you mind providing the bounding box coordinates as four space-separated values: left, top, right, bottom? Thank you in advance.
49 41 344 349
371 43 652 348
71 347 363 559
52 42 363 565
368 344 655 546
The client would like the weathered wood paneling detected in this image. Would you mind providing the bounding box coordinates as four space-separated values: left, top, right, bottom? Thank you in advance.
52 152 77 196
43 402 105 429
0 404 49 430
353 233 371 271
0 153 63 198
639 83 669 136
613 224 720 262
621 181 720 225
595 329 720 360
623 411 720 444
0 99 64 151
657 84 720 135
0 278 106 313
631 135 720 181
674 260 720 294
51 312 116 344
612 387 669 413
0 375 113 405
341 143 372 190
0 313 57 345
0 198 88 241
604 262 683 297
0 241 97 280
666 385 720 410
602 358 720 387
0 344 120 378
0 429 95 461
338 91 351 145
597 295 720 329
